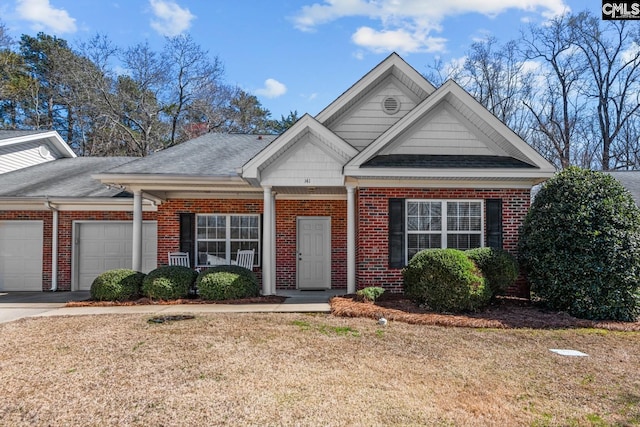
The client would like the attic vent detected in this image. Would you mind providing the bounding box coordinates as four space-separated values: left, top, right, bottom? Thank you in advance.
382 96 400 115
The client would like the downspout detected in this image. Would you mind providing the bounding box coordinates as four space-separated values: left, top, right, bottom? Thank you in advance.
45 199 58 291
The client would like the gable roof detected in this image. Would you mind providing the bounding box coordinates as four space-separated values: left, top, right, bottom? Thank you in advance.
315 53 436 128
241 114 359 186
344 80 556 182
0 130 76 158
607 171 640 205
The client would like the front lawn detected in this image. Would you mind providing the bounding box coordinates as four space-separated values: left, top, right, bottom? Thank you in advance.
1 313 638 426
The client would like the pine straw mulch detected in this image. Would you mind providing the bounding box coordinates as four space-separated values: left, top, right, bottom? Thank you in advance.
330 293 640 332
65 295 287 307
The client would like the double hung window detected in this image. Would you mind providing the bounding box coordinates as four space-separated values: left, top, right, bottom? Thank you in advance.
406 200 483 260
196 214 260 266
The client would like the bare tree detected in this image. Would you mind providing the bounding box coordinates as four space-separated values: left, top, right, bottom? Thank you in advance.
520 14 587 169
569 12 640 170
162 34 224 146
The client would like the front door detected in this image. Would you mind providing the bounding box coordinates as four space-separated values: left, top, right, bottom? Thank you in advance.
297 217 331 290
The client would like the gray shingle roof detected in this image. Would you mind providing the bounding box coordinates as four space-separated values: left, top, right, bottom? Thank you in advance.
105 133 277 176
0 129 52 141
361 154 537 169
607 171 640 205
0 157 138 198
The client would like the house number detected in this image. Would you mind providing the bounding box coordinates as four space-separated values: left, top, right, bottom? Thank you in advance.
304 178 311 183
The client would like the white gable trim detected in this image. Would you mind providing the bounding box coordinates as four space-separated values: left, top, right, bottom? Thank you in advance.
0 130 76 158
241 114 359 186
345 80 556 177
315 53 436 126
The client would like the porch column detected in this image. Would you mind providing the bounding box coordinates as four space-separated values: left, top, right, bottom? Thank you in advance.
132 189 143 272
270 191 277 295
346 185 356 294
262 186 274 295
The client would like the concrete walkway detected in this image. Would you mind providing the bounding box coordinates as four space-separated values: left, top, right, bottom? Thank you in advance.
0 290 343 324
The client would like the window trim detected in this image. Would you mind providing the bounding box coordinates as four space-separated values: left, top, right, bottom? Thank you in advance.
195 213 261 267
405 199 484 264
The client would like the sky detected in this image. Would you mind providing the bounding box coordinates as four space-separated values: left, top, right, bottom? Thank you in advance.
0 0 602 120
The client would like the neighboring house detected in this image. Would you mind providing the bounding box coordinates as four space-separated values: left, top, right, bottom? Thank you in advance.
0 130 76 174
0 157 157 291
0 53 556 295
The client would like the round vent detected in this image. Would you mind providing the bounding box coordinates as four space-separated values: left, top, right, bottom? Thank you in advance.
382 96 400 115
38 144 51 158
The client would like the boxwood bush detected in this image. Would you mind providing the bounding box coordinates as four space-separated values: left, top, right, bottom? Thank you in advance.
466 247 518 296
403 248 491 312
196 265 259 301
519 167 640 321
90 269 145 301
141 265 198 300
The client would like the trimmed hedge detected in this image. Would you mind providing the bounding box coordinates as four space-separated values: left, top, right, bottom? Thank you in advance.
196 265 259 301
403 248 491 313
519 167 640 321
466 247 518 296
90 269 145 301
141 266 198 300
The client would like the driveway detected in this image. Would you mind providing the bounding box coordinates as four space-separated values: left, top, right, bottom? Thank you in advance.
0 291 90 324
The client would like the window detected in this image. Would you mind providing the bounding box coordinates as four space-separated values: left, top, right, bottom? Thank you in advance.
406 200 483 260
196 214 260 267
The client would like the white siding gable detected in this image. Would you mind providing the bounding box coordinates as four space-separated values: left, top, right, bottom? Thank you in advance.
380 102 507 157
0 140 63 174
261 132 348 187
328 76 421 151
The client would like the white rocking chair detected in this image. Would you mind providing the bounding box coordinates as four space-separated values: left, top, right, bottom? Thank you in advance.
168 251 190 267
235 249 255 270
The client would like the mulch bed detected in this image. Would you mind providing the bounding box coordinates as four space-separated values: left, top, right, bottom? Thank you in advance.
65 295 287 307
330 293 640 331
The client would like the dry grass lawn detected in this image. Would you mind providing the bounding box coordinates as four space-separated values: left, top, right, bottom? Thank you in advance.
1 312 639 426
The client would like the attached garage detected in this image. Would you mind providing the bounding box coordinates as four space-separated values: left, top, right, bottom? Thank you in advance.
74 221 157 291
0 220 43 291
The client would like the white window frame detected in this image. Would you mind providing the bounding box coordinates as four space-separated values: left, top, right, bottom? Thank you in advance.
195 213 261 267
405 199 484 263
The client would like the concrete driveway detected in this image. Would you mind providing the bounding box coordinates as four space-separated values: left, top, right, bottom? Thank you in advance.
0 291 90 324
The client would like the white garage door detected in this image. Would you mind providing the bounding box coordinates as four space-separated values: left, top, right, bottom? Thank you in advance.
75 221 157 291
0 221 43 291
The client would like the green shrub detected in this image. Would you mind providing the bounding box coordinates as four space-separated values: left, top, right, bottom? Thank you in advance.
519 167 640 321
141 266 197 300
403 248 491 313
466 247 518 296
356 286 385 302
90 269 145 301
196 265 259 301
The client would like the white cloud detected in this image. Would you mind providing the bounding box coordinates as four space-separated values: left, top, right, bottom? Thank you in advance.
256 79 287 99
149 0 195 36
292 0 570 53
16 0 77 34
352 26 446 54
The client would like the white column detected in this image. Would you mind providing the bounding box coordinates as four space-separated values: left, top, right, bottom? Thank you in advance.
132 189 143 272
346 185 356 294
270 191 277 295
262 186 273 295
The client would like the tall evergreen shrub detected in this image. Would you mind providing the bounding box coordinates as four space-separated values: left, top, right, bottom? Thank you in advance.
519 167 640 321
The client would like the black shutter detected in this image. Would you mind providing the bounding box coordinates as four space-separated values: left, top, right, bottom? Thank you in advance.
486 199 502 249
388 198 405 268
179 213 195 266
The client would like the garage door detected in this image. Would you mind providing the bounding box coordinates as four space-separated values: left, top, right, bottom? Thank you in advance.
75 221 157 291
0 221 43 291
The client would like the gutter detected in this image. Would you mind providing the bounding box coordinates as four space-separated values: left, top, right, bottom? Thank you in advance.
45 199 58 292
